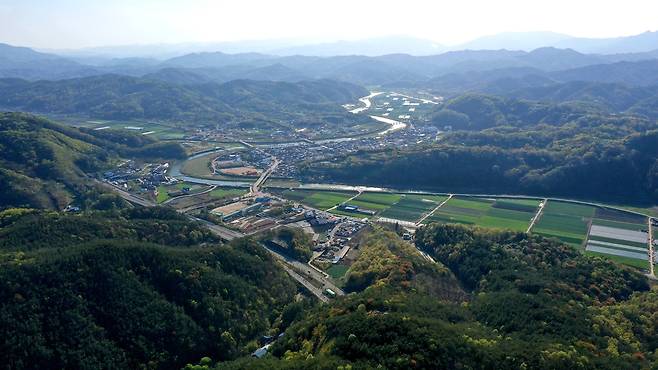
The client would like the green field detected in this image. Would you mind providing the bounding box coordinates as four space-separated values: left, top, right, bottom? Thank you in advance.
426 197 539 232
326 264 350 279
209 188 246 199
532 201 595 247
347 192 401 211
181 155 213 178
78 120 187 140
280 190 356 210
585 251 650 270
156 182 207 203
380 194 448 222
590 218 646 232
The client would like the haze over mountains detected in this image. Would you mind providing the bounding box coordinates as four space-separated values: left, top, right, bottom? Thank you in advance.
2 29 658 123
40 30 658 59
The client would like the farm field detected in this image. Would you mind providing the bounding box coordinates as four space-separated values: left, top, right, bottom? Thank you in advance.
369 92 437 122
425 196 540 232
585 251 650 269
330 192 449 222
585 219 649 264
279 189 357 210
76 119 187 140
209 187 246 199
347 192 401 211
156 182 208 203
532 201 595 247
380 194 448 222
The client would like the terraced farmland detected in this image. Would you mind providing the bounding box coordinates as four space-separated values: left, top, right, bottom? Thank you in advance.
425 197 540 232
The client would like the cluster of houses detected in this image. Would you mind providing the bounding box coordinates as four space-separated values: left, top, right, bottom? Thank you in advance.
314 220 365 264
103 161 178 193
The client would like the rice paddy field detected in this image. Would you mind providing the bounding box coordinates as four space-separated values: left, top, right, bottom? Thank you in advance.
425 197 540 232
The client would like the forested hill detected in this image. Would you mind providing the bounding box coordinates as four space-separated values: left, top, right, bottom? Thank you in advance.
215 225 655 369
301 95 658 204
0 207 298 369
0 112 185 209
0 75 368 123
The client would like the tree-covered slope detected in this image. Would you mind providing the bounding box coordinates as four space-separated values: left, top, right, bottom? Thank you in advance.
215 225 656 370
0 112 185 210
0 75 369 125
301 100 658 203
0 207 298 370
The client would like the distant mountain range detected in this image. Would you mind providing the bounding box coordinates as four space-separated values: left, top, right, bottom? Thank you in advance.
40 31 658 59
4 41 658 87
454 31 658 54
3 37 658 122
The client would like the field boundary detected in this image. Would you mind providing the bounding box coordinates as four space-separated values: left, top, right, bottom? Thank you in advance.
416 194 453 226
527 198 548 233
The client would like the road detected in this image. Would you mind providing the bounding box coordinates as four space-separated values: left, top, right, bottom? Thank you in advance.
527 198 548 233
98 182 344 300
293 184 655 220
161 185 217 205
648 218 655 278
250 158 280 195
416 194 453 226
264 245 345 297
326 189 362 211
96 181 156 207
190 216 245 240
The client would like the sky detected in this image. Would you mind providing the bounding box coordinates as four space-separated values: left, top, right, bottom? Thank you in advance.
1 0 657 49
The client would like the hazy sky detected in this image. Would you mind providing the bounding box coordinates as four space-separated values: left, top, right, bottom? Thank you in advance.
1 0 657 49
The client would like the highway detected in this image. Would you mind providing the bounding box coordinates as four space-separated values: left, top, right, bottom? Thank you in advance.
264 245 345 298
99 181 343 300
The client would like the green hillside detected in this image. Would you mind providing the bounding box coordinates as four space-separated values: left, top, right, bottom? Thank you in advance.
215 225 655 369
0 76 369 127
0 207 297 370
0 112 185 209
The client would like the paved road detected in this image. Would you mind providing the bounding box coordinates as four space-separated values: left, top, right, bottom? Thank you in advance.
527 198 548 233
264 245 345 296
96 181 156 207
190 216 245 240
416 194 453 226
162 185 216 205
279 264 329 303
250 158 280 195
648 218 655 278
99 182 343 299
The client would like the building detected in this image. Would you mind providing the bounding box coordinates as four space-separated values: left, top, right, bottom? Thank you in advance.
251 344 271 358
